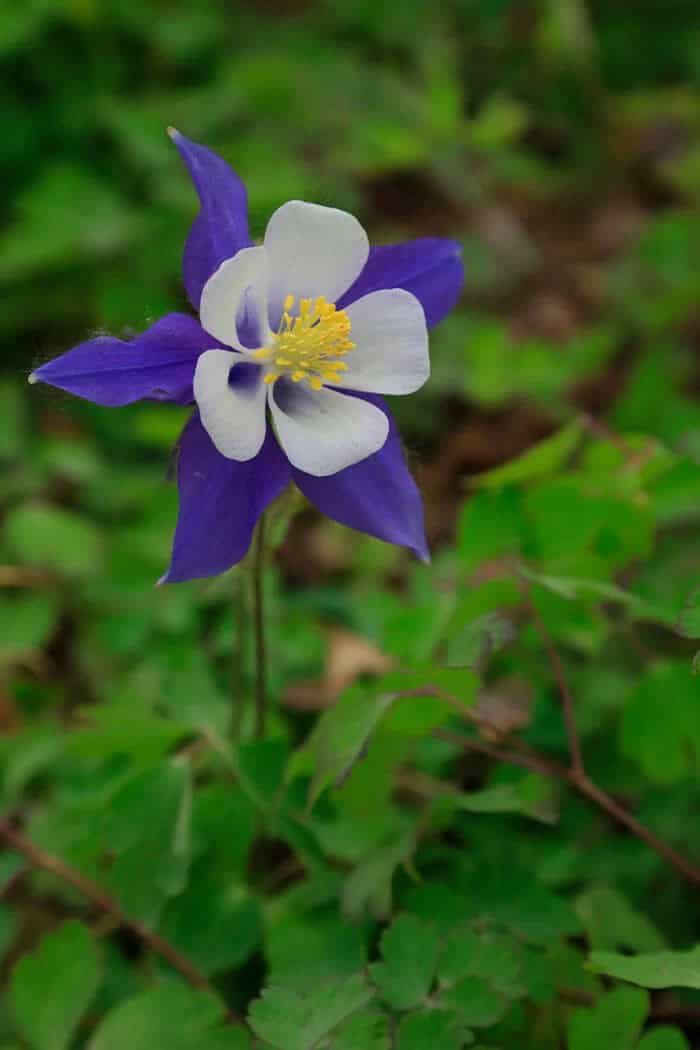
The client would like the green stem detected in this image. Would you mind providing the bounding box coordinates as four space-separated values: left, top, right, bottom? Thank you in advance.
231 569 247 741
251 512 267 739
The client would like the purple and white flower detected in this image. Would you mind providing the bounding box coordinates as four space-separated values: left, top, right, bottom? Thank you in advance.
30 130 463 582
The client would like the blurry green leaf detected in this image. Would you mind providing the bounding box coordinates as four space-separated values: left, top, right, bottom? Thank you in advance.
567 987 648 1050
328 1010 390 1050
475 422 582 488
588 947 700 989
575 887 667 952
10 921 101 1050
5 503 101 576
438 978 508 1027
0 594 58 663
0 381 27 459
342 827 416 920
637 1028 690 1050
309 685 395 806
370 915 440 1010
248 974 373 1050
453 775 555 823
102 762 192 922
620 662 700 784
0 165 138 281
89 981 248 1050
458 487 523 571
438 929 522 997
397 1010 466 1050
677 586 700 638
68 700 189 766
0 906 18 961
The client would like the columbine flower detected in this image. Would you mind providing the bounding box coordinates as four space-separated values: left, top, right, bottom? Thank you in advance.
30 130 464 582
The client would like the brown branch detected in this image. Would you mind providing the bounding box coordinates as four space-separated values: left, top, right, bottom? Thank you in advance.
436 726 700 887
0 819 242 1023
526 592 585 776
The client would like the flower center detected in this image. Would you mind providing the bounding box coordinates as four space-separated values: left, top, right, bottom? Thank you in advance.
252 294 354 391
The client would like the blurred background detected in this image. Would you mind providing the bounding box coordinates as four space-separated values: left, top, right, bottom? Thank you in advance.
3 0 700 1037
2 0 700 704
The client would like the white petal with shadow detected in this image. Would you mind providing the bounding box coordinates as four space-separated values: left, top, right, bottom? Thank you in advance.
269 381 388 477
199 246 271 350
264 201 369 326
343 289 429 394
194 350 267 460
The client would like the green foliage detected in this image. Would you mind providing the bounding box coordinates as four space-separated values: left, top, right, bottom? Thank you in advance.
5 0 700 1047
9 922 101 1050
589 948 700 990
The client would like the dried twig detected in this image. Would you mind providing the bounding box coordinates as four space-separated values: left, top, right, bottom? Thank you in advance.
0 819 242 1023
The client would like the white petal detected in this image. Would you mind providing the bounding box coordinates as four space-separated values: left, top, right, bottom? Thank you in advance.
264 201 369 325
269 382 389 477
194 350 267 461
199 246 271 351
343 289 429 394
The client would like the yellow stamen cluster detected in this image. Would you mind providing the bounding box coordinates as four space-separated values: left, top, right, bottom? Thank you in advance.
253 294 354 391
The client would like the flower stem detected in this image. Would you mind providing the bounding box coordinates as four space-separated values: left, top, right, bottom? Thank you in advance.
251 512 267 739
231 568 247 741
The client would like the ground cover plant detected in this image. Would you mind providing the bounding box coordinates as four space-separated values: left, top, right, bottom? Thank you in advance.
2 1 700 1047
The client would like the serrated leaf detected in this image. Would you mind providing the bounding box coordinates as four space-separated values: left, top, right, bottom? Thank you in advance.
248 974 373 1050
10 921 101 1050
397 1010 467 1050
370 915 440 1010
567 987 649 1050
438 930 522 997
328 1010 390 1050
89 981 248 1050
438 977 507 1027
588 947 700 989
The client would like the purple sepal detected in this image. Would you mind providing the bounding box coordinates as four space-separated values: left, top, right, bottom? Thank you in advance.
292 394 429 561
30 313 214 406
338 238 464 328
161 413 291 583
169 129 251 309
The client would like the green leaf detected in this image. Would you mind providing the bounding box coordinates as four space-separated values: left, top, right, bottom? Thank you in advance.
102 762 192 923
4 503 102 576
588 947 700 989
0 594 59 664
438 978 507 1027
458 486 523 571
677 586 700 638
567 987 649 1050
89 980 249 1050
0 905 18 961
328 1010 390 1050
397 1010 467 1050
620 662 700 784
9 921 101 1050
438 930 523 998
474 421 582 488
637 1028 690 1050
370 915 441 1010
248 974 373 1050
309 684 395 806
575 887 667 952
